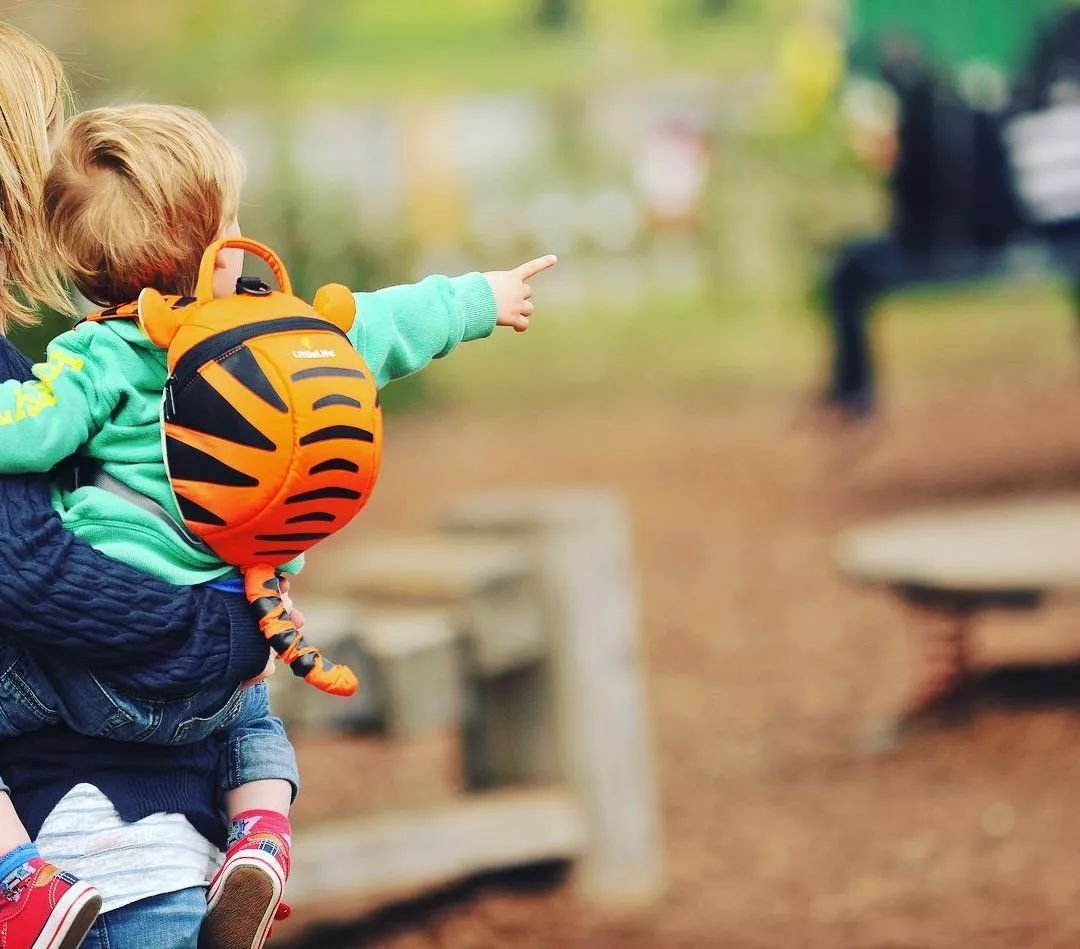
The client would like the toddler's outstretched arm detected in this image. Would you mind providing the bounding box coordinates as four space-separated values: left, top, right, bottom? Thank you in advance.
351 255 557 387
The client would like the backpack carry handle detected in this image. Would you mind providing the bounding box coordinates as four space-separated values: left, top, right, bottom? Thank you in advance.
195 237 293 303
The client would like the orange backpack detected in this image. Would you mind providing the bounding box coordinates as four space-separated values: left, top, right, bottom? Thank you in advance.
87 238 382 696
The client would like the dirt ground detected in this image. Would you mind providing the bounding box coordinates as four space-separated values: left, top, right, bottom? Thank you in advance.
279 377 1080 948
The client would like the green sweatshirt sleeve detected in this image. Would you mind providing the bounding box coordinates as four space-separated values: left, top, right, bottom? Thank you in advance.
350 272 497 388
0 328 117 474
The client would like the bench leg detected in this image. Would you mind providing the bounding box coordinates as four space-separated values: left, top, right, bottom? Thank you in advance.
902 604 972 716
864 601 975 752
896 601 974 728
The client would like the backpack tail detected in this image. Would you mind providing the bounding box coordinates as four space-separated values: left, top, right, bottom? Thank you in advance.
244 565 358 697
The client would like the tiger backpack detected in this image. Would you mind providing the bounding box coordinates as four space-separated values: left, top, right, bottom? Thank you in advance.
85 237 382 697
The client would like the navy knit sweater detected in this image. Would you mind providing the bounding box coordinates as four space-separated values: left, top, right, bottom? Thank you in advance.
0 335 270 846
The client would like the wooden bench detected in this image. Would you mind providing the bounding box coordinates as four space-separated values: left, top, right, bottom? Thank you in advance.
837 496 1080 737
272 489 664 920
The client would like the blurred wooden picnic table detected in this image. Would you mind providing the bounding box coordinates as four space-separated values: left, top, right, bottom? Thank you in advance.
838 496 1080 739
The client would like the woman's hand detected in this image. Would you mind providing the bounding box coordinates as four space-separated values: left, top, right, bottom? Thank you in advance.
278 577 305 631
242 577 305 689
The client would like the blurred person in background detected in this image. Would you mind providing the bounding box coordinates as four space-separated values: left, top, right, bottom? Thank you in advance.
823 3 1080 418
823 32 1023 416
1004 9 1080 266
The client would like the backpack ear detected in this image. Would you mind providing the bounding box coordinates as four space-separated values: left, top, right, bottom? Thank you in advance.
137 288 180 348
312 283 355 334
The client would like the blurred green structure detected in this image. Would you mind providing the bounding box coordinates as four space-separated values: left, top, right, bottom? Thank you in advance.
848 0 1063 79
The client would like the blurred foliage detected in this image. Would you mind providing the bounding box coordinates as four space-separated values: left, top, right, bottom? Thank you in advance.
535 0 577 30
0 0 862 408
6 0 811 104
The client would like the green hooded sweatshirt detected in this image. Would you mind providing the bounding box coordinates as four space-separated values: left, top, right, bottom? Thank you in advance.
0 273 495 585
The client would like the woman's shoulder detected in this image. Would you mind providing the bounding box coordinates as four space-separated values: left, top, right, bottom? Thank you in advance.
0 335 32 382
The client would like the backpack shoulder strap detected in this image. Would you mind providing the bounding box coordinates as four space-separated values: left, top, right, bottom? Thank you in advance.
75 300 140 332
83 301 141 323
77 294 194 332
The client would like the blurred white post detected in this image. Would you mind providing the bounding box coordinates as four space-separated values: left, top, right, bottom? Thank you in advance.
444 490 664 905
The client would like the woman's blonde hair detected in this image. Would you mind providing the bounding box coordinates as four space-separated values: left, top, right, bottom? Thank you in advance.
0 23 71 329
44 104 244 307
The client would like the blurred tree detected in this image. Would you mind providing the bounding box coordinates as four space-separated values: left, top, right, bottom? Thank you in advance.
536 0 576 30
699 0 735 17
769 13 844 132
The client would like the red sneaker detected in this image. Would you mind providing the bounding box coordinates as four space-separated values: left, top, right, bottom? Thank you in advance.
199 814 291 949
0 859 101 949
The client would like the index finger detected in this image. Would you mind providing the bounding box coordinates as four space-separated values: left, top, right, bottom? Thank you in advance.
514 255 558 280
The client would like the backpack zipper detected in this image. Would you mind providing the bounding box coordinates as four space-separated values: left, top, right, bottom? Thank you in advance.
167 316 349 414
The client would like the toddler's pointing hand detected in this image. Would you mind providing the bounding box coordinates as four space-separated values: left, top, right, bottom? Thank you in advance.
484 254 558 333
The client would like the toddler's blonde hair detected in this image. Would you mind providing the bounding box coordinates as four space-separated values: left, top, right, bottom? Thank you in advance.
44 104 244 307
0 23 71 328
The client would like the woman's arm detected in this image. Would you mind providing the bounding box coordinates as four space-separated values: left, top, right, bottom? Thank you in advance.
0 328 267 694
0 473 269 694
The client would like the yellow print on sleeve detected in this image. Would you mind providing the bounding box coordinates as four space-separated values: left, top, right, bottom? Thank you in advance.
0 349 84 427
